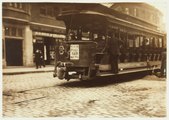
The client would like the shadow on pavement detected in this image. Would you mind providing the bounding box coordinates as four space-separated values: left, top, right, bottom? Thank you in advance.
57 72 147 88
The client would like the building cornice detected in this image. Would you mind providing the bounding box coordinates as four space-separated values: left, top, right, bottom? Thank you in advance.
3 16 66 30
3 16 29 23
30 22 66 30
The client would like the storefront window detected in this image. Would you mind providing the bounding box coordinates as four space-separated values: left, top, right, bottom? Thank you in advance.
18 28 23 37
5 27 10 36
50 46 55 60
5 26 23 38
11 27 17 36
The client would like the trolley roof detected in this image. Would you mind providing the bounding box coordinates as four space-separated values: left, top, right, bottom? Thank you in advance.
57 4 165 36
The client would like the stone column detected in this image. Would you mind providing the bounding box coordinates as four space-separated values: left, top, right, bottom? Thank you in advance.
23 25 34 66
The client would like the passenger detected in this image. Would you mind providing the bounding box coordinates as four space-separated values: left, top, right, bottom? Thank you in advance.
69 31 77 41
35 49 41 69
95 35 106 53
142 38 149 48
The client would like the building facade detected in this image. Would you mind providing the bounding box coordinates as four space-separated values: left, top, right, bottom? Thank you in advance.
2 3 66 67
110 3 163 31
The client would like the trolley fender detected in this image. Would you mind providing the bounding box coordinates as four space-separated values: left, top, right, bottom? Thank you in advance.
57 67 66 79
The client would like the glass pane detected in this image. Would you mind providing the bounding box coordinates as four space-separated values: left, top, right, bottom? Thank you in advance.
9 3 13 7
40 8 46 15
18 28 23 37
14 3 17 8
129 39 133 47
135 36 139 47
134 8 137 16
11 27 17 36
19 3 22 9
82 31 90 40
47 8 54 17
5 27 10 36
145 38 150 46
125 8 129 14
140 36 143 46
159 38 162 47
149 38 153 47
154 38 158 48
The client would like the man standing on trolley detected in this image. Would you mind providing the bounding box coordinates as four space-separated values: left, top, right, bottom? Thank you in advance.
106 33 120 74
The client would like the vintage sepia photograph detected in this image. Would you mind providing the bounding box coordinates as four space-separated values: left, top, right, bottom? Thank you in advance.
2 0 167 118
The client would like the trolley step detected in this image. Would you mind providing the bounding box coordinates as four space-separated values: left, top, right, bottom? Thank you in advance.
99 68 159 77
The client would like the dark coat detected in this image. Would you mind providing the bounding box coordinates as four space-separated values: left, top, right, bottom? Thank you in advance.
107 37 121 55
35 50 41 63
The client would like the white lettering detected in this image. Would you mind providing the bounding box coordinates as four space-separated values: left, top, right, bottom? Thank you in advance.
33 31 65 38
70 45 79 60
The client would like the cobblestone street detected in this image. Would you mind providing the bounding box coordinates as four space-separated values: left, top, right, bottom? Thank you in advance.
3 72 166 117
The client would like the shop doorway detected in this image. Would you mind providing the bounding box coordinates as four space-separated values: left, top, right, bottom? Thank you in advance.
5 39 23 66
44 37 55 65
33 37 55 65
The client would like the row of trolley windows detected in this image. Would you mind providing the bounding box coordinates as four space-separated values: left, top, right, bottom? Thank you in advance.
119 51 162 63
68 30 163 48
126 36 163 48
68 30 163 62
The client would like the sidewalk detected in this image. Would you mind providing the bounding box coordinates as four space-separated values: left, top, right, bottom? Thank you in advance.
3 65 54 75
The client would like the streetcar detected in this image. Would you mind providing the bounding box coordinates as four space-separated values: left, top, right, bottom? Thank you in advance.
53 4 165 81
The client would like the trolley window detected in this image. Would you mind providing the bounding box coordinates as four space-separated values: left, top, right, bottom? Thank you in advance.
140 36 144 46
128 34 134 48
135 36 140 48
159 38 163 48
149 37 154 48
154 37 158 48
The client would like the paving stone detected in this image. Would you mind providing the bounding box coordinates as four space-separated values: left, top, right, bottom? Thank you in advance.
3 73 166 117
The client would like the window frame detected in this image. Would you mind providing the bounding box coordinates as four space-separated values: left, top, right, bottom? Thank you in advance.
5 3 29 13
39 6 55 19
5 26 24 38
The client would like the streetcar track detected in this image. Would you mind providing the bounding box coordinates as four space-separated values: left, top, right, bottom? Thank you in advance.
3 85 59 95
13 96 47 104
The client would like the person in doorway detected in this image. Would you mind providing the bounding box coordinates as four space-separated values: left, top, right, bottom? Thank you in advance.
160 48 166 77
35 49 41 69
39 50 45 68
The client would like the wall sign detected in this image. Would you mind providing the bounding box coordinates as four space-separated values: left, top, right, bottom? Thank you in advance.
33 31 65 39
